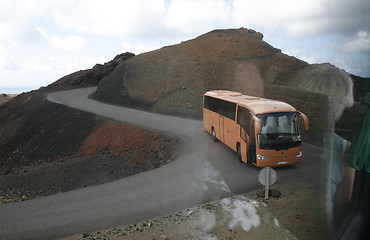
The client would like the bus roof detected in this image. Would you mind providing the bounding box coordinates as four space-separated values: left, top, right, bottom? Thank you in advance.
204 90 297 115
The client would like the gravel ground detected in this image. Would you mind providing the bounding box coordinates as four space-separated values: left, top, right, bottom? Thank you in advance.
62 182 329 240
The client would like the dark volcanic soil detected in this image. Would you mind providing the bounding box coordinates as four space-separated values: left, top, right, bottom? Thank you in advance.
0 52 178 204
0 142 176 204
0 91 177 204
0 90 104 171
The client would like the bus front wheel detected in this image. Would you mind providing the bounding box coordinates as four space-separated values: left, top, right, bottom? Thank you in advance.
211 128 217 142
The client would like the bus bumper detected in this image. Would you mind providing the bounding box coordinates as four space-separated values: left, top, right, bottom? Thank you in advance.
256 155 302 167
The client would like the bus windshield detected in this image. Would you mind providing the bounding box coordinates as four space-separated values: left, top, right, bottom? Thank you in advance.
257 112 301 150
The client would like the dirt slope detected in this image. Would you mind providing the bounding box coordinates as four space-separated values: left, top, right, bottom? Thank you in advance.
63 182 328 240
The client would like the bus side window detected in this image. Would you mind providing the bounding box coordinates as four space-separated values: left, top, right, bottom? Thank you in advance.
237 106 251 140
204 95 236 120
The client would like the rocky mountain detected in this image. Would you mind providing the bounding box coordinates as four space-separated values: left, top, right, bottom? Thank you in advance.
49 52 135 89
93 28 308 117
93 28 369 135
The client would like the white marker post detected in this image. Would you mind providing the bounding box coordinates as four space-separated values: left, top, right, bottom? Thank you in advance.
265 167 270 200
258 167 277 200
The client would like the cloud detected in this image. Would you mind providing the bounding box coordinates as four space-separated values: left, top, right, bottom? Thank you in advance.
285 48 321 64
121 42 154 55
344 31 370 52
0 0 49 44
4 0 365 44
50 35 85 51
0 51 106 91
0 44 18 71
51 0 233 40
232 0 369 37
0 20 43 45
164 0 231 35
52 0 166 37
322 0 370 35
232 0 323 33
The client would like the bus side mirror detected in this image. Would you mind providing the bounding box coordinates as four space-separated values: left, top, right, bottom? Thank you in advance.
298 112 310 130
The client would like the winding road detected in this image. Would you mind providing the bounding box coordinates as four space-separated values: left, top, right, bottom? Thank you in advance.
0 87 325 239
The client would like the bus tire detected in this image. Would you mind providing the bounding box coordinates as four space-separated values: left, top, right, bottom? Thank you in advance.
211 127 217 142
237 143 243 163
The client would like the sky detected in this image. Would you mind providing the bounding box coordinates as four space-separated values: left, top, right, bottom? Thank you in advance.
0 0 369 94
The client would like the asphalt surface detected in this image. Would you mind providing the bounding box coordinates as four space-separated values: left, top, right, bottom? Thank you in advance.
0 87 325 239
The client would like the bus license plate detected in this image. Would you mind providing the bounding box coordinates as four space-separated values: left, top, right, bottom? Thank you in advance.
278 161 287 165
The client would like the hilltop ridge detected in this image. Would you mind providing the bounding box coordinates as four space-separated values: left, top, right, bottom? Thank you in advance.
93 28 309 118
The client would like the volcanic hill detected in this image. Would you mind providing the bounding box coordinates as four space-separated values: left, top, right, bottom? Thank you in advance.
93 28 368 134
0 28 368 203
94 28 309 118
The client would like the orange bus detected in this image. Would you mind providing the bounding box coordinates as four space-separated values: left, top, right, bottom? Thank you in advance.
203 90 310 167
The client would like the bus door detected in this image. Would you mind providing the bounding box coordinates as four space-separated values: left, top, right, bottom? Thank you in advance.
219 115 225 142
240 126 248 163
237 106 255 163
248 118 256 164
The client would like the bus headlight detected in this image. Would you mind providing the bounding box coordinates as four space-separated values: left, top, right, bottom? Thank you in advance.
295 151 303 157
257 154 270 160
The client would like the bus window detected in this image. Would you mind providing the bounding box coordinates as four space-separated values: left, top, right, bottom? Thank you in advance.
237 106 251 136
257 112 301 150
204 95 236 120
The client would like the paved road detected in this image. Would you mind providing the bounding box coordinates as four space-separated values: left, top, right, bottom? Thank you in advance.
0 87 325 239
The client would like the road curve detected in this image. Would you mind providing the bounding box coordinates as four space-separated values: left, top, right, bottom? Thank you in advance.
0 87 324 239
